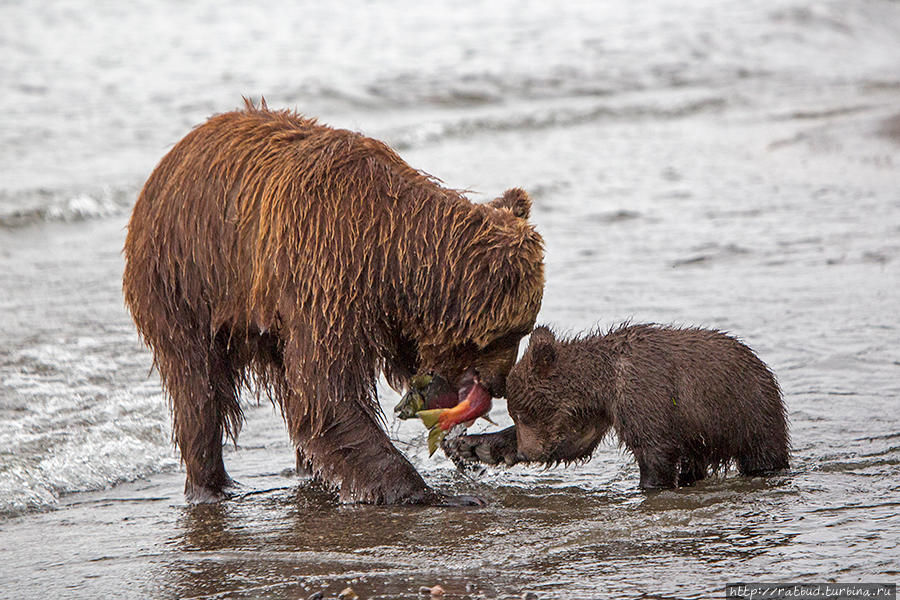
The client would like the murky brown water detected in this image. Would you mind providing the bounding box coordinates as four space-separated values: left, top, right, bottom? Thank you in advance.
2 1 899 598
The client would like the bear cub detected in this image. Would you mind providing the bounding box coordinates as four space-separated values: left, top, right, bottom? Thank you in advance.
452 324 790 489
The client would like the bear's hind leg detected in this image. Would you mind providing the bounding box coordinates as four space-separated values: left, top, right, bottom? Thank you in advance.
161 326 242 503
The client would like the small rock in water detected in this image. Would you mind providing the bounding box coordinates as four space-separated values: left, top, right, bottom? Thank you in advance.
418 585 444 596
522 592 538 600
338 587 358 600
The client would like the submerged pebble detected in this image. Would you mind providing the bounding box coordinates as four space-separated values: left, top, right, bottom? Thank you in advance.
418 585 445 596
337 587 358 600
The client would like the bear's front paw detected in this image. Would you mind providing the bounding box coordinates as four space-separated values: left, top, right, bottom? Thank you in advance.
443 426 520 467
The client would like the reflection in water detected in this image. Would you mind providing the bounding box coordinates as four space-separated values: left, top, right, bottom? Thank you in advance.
155 473 819 599
164 483 534 599
177 502 243 551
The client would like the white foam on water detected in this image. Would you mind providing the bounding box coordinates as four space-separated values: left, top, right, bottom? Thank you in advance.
0 335 176 516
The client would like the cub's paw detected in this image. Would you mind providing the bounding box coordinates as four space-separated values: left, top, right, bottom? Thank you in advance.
442 426 519 467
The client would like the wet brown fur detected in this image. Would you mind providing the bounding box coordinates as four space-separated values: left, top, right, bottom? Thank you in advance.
450 324 789 488
122 99 544 503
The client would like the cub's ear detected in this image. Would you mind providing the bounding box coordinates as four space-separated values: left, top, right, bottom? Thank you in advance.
530 325 555 342
528 327 557 376
488 188 531 219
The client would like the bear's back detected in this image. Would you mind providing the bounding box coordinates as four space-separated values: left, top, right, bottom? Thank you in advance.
596 324 783 450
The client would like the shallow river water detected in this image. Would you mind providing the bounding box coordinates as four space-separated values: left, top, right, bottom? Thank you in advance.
1 2 899 598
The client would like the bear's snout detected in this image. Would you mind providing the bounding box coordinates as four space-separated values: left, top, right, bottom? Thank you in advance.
515 422 546 462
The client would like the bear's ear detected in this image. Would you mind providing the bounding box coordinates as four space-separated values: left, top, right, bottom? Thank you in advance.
488 188 531 219
530 325 555 342
528 327 557 376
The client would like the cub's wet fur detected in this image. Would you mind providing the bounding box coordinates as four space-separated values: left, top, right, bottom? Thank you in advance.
447 324 789 489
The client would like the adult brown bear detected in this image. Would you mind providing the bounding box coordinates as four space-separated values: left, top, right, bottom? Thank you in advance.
123 100 544 504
